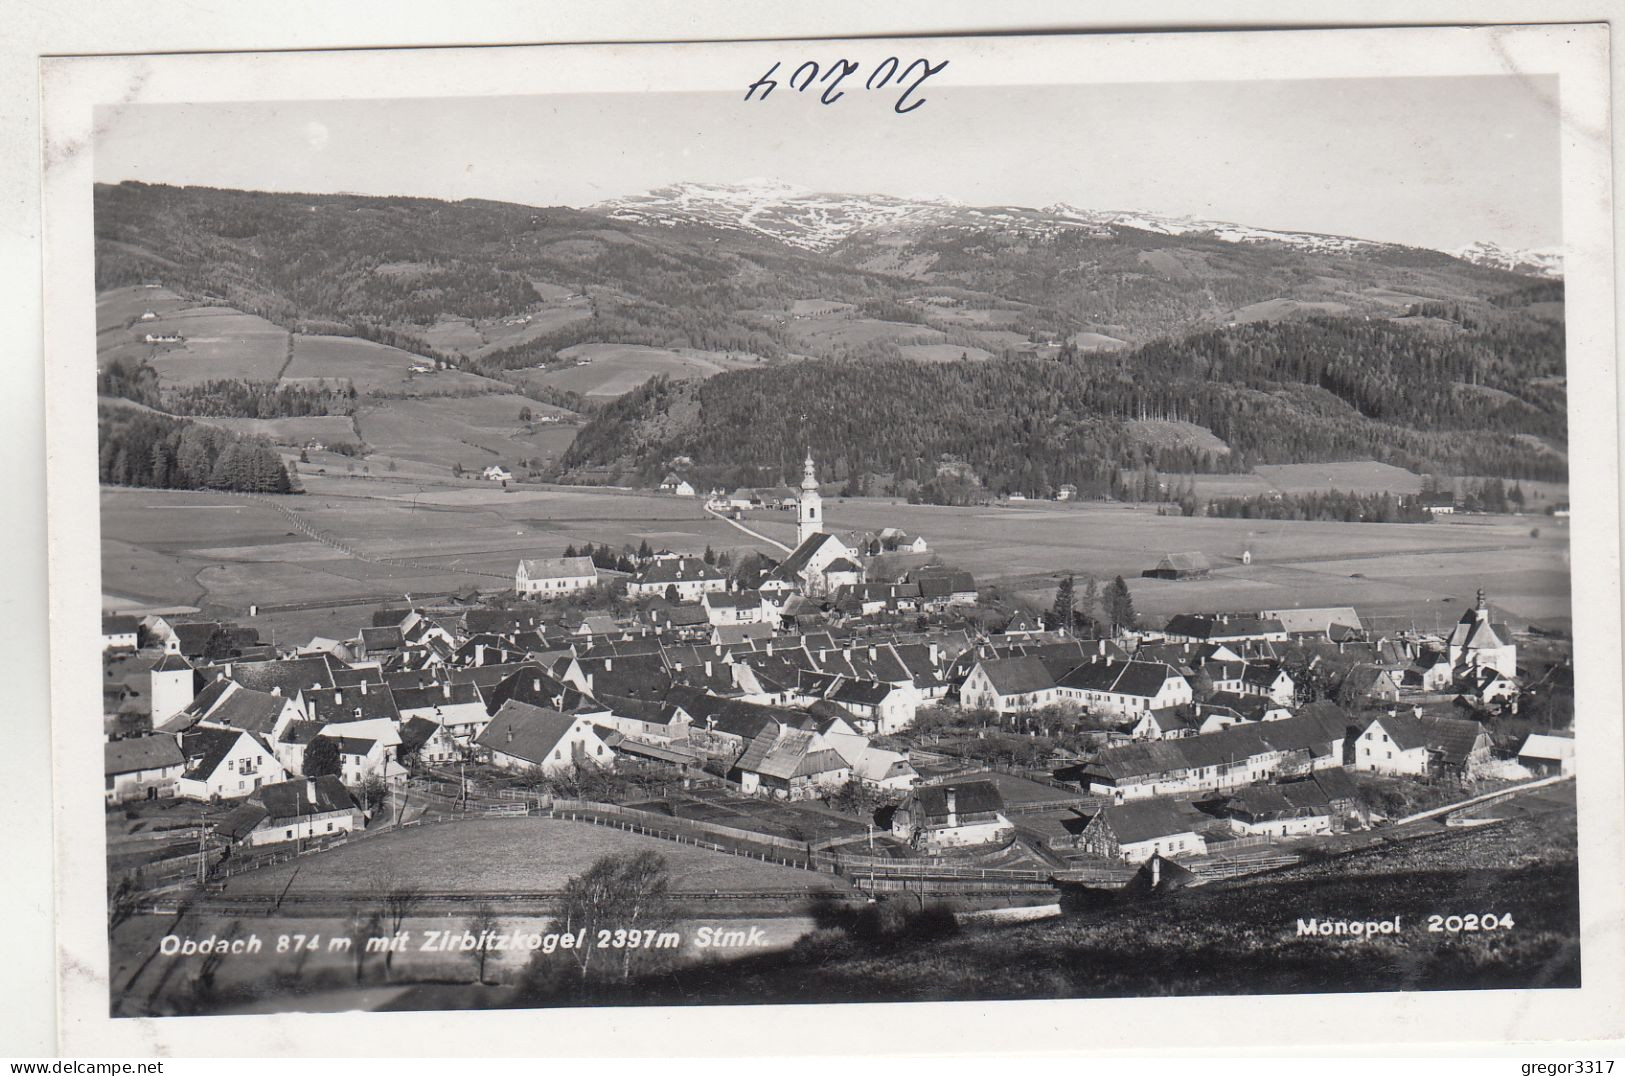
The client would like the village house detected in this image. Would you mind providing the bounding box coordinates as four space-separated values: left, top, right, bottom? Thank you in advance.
1076 799 1211 863
1130 706 1203 741
318 731 408 787
1342 663 1404 704
475 700 616 776
626 557 729 601
959 655 1058 712
1161 614 1289 644
1073 705 1353 802
176 726 287 801
514 556 599 598
390 679 491 745
733 723 852 799
702 589 774 626
902 566 979 608
398 715 462 767
213 775 364 848
1217 781 1338 838
890 781 1014 851
105 736 185 803
1259 607 1365 640
481 464 513 483
1351 711 1492 780
102 614 140 651
1054 658 1194 719
658 473 697 497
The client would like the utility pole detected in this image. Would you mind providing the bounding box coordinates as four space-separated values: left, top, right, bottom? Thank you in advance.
195 814 208 886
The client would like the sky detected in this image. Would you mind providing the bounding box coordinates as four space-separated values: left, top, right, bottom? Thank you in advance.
93 75 1563 253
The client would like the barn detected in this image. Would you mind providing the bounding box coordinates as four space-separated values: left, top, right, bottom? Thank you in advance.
1143 552 1211 580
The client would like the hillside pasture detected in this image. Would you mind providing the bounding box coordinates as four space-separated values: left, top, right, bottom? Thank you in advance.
1252 461 1425 495
1227 297 1353 323
283 334 508 395
898 343 995 363
533 343 758 398
782 317 942 353
96 285 191 336
1069 331 1128 350
196 415 360 447
136 307 290 385
355 394 577 471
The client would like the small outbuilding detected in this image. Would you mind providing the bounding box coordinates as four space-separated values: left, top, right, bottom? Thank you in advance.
1143 552 1211 580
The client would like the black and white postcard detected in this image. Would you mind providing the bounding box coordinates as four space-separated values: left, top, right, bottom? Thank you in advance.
32 20 1625 1056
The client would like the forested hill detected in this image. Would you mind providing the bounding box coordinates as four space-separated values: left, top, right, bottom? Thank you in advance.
562 309 1568 496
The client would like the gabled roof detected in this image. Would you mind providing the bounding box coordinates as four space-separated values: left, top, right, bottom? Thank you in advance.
1058 658 1181 699
105 735 184 776
199 687 290 736
1517 733 1575 762
257 774 355 820
518 556 597 580
633 557 727 585
1092 798 1209 843
475 700 588 765
303 684 401 725
392 681 484 712
911 781 1004 825
1164 614 1285 640
397 716 441 753
771 532 848 582
180 726 254 779
974 655 1054 696
1153 552 1210 573
1366 712 1487 764
103 614 141 635
206 655 340 696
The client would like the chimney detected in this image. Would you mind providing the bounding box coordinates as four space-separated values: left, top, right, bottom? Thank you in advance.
605 657 613 672
506 724 514 744
944 787 958 828
334 689 343 706
270 685 281 697
223 663 233 678
928 643 939 664
704 660 713 678
869 646 878 661
352 706 362 719
306 777 317 802
533 678 542 693
442 681 451 699
359 680 368 695
475 643 486 665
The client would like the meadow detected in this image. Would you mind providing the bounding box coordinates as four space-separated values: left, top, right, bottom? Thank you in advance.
225 818 834 896
530 343 761 399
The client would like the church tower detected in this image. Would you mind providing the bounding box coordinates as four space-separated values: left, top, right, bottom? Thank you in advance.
797 450 822 547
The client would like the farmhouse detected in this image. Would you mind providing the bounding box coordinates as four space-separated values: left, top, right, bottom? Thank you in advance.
890 781 1013 851
1143 552 1211 580
316 732 408 787
959 655 1057 712
1130 706 1202 740
658 473 697 497
1351 712 1492 779
105 736 185 803
214 776 364 847
1342 664 1404 704
515 556 598 597
902 566 978 607
398 715 461 767
1217 782 1337 838
1076 799 1210 863
476 700 615 776
481 465 513 483
733 723 852 799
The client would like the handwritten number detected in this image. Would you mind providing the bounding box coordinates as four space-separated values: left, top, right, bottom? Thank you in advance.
895 58 949 114
820 60 859 105
744 62 780 101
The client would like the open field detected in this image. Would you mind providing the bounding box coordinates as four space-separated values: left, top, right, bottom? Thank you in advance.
1253 461 1425 495
284 334 509 395
225 818 834 896
782 317 940 353
898 343 995 363
101 469 1570 630
117 307 291 385
353 394 577 472
788 496 1571 629
530 343 761 399
101 479 782 614
197 415 361 447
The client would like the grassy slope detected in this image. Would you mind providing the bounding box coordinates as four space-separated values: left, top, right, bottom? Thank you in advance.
536 816 1579 1005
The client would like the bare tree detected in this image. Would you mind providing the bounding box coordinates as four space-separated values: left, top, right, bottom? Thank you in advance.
469 903 500 985
371 865 424 978
558 851 672 983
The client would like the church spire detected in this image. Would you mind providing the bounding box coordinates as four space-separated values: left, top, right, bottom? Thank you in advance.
797 451 822 546
801 449 820 492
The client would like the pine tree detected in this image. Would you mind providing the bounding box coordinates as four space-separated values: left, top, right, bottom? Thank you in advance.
1106 576 1137 633
1050 574 1076 633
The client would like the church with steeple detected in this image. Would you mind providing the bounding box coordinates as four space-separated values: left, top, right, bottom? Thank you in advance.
797 449 822 547
763 452 864 595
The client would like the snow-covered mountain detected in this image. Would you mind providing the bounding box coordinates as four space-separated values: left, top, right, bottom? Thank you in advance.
588 180 1560 276
1452 241 1564 279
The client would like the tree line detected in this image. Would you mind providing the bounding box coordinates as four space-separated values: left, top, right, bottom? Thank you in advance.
99 403 295 493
